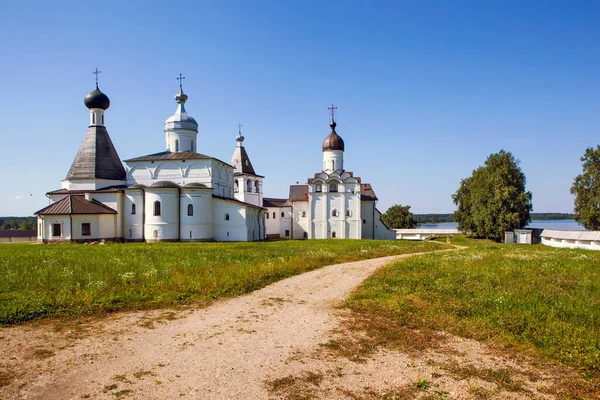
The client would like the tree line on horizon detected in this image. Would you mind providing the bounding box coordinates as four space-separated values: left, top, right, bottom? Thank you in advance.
382 146 600 239
0 217 36 230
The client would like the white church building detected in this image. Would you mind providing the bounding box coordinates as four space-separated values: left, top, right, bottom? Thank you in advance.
263 109 395 240
35 80 265 242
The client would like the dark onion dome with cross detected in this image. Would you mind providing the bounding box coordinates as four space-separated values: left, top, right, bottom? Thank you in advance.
322 104 344 151
84 68 110 110
84 84 110 110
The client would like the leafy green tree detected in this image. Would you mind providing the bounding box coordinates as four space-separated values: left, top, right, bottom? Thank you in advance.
452 150 532 241
382 204 416 229
571 146 600 230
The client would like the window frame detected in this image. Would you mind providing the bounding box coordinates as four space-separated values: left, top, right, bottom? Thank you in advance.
187 204 193 216
81 222 91 236
153 201 161 216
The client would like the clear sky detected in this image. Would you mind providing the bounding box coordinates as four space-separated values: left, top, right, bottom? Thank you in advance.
1 1 599 216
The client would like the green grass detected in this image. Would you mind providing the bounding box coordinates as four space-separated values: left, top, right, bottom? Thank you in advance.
0 239 446 325
346 237 600 383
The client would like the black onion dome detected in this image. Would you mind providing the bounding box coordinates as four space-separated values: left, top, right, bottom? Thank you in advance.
84 85 110 110
322 120 345 151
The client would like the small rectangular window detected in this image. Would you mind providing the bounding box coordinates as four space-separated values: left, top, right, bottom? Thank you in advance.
52 223 61 237
81 223 91 236
273 212 276 219
266 213 269 219
285 230 290 237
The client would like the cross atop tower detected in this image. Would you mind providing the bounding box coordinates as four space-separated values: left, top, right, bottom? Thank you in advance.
92 68 102 87
328 104 338 121
177 73 185 89
237 122 243 133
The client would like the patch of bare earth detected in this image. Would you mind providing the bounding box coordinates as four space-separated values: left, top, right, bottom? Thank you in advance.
0 248 590 399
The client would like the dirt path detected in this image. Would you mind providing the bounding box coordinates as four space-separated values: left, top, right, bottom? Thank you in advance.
0 247 565 399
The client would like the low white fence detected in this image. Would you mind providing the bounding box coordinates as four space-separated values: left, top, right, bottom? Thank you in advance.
539 229 600 251
394 228 460 241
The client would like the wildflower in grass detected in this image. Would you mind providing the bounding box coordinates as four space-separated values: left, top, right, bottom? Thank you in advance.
120 272 135 282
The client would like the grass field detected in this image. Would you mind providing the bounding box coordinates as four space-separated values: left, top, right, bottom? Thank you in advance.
346 237 600 390
0 239 446 325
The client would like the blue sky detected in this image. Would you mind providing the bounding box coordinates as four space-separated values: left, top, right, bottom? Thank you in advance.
1 1 599 216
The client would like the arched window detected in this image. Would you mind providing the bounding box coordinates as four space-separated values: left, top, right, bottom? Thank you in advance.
101 114 104 124
281 212 285 218
153 230 158 238
332 209 339 217
92 113 96 124
346 210 352 217
315 184 322 193
301 211 306 218
234 179 239 193
175 140 179 152
153 201 161 216
331 160 335 170
247 179 252 192
131 204 136 215
188 204 193 216
332 231 336 238
363 219 367 224
128 229 132 238
225 213 230 221
255 180 259 193
329 183 338 192
191 140 194 151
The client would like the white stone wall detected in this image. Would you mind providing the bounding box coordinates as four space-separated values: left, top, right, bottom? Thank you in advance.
234 176 263 208
124 189 144 240
144 188 180 241
180 189 214 241
265 206 293 238
292 202 309 239
166 131 197 153
322 150 344 173
361 201 375 239
38 215 71 241
373 207 395 240
213 199 250 241
540 230 600 250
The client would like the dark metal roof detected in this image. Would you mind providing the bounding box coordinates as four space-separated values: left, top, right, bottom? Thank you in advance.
289 185 308 202
47 186 126 195
322 121 345 151
124 151 224 163
360 183 378 201
150 181 180 188
212 195 265 210
65 125 126 181
35 195 118 215
184 182 209 188
0 229 37 238
231 145 258 176
263 198 291 207
84 86 110 110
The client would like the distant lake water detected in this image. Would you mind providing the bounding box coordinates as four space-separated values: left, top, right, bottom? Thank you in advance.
416 220 584 231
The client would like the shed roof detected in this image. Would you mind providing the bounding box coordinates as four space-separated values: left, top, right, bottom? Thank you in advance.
212 195 265 210
34 195 118 215
360 183 378 201
263 198 291 207
289 185 308 202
